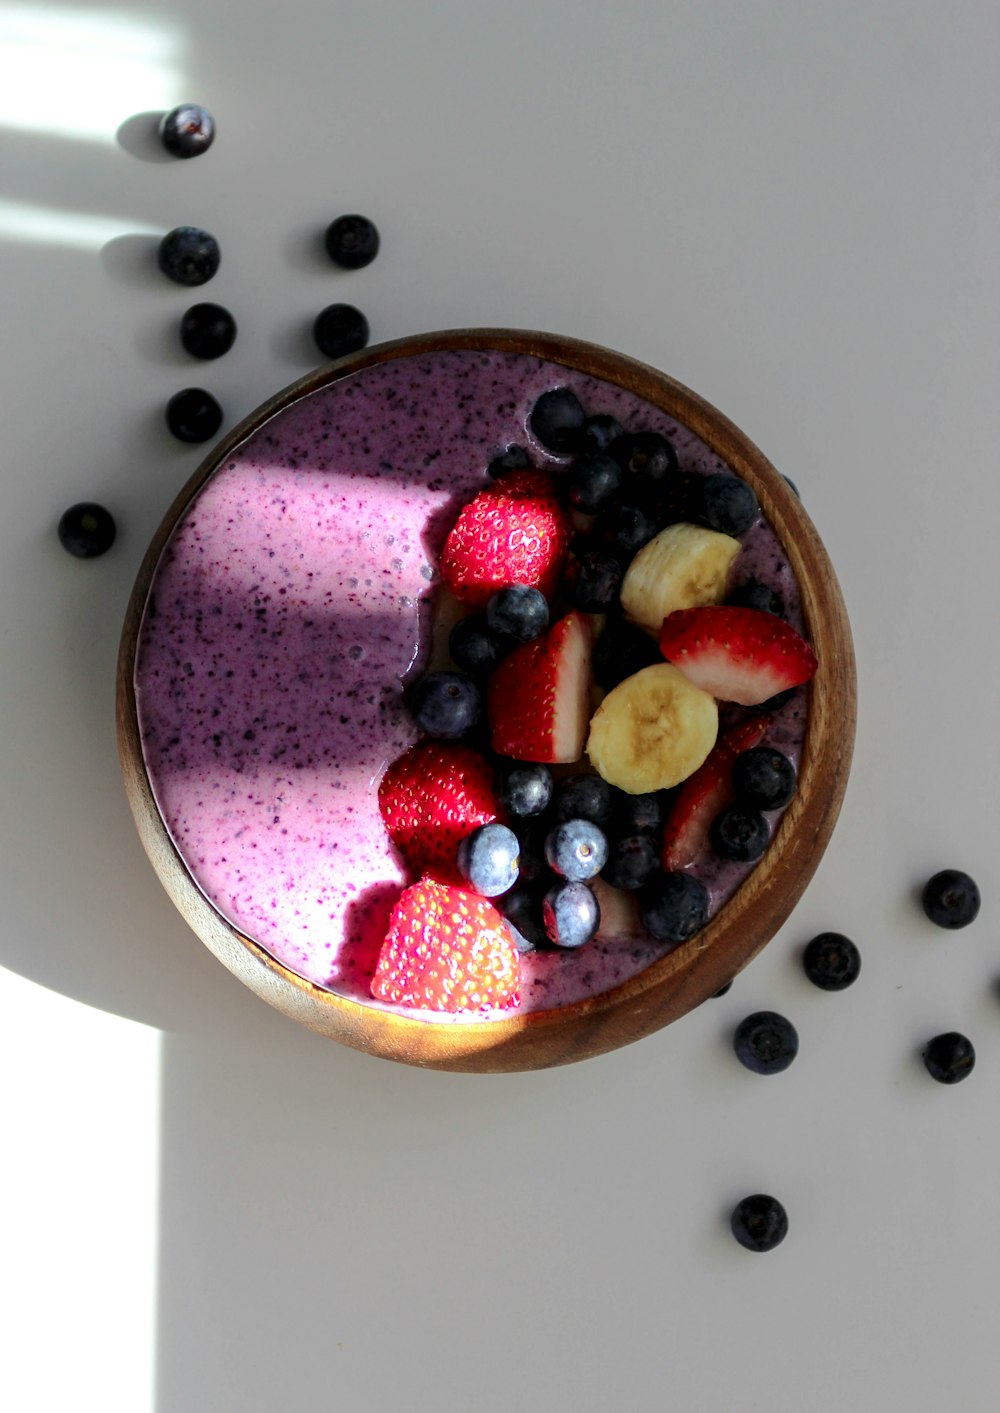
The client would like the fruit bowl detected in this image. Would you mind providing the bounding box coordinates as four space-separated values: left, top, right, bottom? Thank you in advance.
117 328 855 1071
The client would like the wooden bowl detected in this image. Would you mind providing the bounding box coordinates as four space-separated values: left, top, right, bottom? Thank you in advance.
117 328 855 1071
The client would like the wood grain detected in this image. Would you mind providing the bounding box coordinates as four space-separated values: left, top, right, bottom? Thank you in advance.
116 328 856 1072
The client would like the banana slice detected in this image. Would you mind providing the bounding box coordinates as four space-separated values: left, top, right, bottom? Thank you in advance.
587 661 718 793
619 522 740 636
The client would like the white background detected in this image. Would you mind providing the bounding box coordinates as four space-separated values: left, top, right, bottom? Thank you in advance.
2 2 998 1409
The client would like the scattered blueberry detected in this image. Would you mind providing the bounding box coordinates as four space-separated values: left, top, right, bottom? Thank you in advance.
543 880 600 948
529 387 585 453
784 475 801 498
567 453 622 513
580 412 624 452
57 502 116 559
552 774 613 828
713 980 734 998
158 226 220 286
602 834 660 891
922 1031 976 1084
730 1194 788 1252
323 214 380 269
727 578 785 616
733 1011 798 1075
165 388 223 443
921 869 981 929
408 671 480 738
732 747 797 811
545 819 608 881
179 303 237 359
158 104 215 158
487 444 532 479
598 503 659 561
566 548 624 611
592 615 662 691
313 303 370 359
698 473 759 536
457 822 520 897
640 872 709 943
486 585 549 643
802 932 861 991
501 763 553 819
710 806 770 862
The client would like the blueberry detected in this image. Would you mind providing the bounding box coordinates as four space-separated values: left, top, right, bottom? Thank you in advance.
733 1011 798 1074
487 444 532 479
802 932 861 991
921 869 981 929
545 819 608 881
158 104 215 158
457 822 520 897
612 790 664 836
732 747 797 810
323 214 380 269
552 774 613 828
580 413 624 452
612 430 678 488
510 819 549 883
784 475 801 498
180 303 237 359
543 880 600 948
566 548 624 612
730 1194 788 1252
57 502 116 559
501 763 553 818
640 872 708 942
922 1031 976 1084
567 454 622 513
500 885 548 952
529 388 585 454
698 473 759 537
592 615 661 691
745 686 797 716
408 671 480 739
727 578 785 617
486 585 549 643
313 303 370 359
158 227 220 286
598 503 659 562
710 806 770 862
165 388 223 443
449 614 503 677
713 980 734 998
602 834 660 890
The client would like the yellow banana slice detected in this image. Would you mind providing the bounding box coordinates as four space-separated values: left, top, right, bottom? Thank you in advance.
586 661 718 793
619 522 740 636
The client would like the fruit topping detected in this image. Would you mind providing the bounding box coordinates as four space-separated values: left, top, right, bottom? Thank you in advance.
580 412 624 452
448 613 504 677
922 1031 976 1084
500 763 553 818
543 880 601 948
709 806 770 862
733 1011 798 1074
544 819 608 881
485 585 549 643
565 547 624 612
726 577 785 617
487 610 592 763
487 444 532 479
612 790 665 836
165 387 223 443
567 453 622 513
696 473 759 537
730 1194 788 1252
158 226 220 285
612 429 678 493
457 822 521 897
378 740 502 879
407 670 481 739
158 104 215 158
921 869 981 929
661 717 770 871
639 871 709 942
619 523 741 635
57 502 116 559
552 773 613 828
602 834 661 891
802 932 861 990
499 884 548 952
586 662 718 794
529 387 585 453
180 303 237 359
591 613 662 691
440 473 571 606
732 746 797 810
370 877 520 1013
597 503 659 563
323 214 380 268
659 605 819 706
313 303 370 359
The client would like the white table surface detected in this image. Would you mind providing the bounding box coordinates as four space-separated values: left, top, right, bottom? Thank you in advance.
2 3 999 1409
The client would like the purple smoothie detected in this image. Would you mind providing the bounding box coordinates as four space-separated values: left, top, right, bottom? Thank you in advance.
134 349 807 1019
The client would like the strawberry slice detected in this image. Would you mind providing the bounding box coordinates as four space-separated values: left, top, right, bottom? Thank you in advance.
439 473 571 606
659 606 818 706
378 741 503 879
371 876 521 1013
662 717 772 870
487 610 592 763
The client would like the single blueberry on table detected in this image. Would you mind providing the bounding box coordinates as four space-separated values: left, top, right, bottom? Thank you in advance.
457 823 520 898
710 806 770 862
567 453 622 513
165 388 223 443
732 747 797 811
921 869 981 929
57 502 116 559
802 932 861 991
180 303 237 359
324 214 380 269
501 763 553 819
640 872 709 943
713 980 734 998
733 1011 798 1075
601 833 660 891
727 578 785 617
158 226 220 286
487 444 532 479
730 1194 788 1252
545 819 608 882
698 473 759 537
529 387 585 454
784 475 801 498
313 303 370 359
542 880 600 948
552 773 613 828
566 548 624 612
486 585 549 643
922 1031 976 1084
407 670 481 739
158 104 215 158
580 412 624 452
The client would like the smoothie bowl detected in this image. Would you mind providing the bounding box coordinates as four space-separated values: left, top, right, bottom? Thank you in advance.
117 329 855 1071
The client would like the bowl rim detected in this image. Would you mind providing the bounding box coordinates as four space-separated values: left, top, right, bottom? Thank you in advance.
117 326 856 1071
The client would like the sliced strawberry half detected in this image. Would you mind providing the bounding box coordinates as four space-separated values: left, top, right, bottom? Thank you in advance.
439 474 571 606
378 740 503 879
371 876 521 1013
488 610 592 763
662 716 771 870
659 606 818 706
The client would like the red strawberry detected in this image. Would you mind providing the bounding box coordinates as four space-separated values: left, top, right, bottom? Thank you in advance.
378 741 502 879
488 610 592 763
658 606 818 706
662 716 772 870
439 474 571 606
371 876 521 1013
